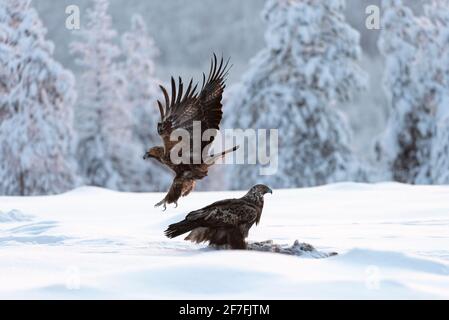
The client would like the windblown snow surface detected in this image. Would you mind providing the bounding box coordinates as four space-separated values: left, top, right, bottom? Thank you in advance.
0 183 448 299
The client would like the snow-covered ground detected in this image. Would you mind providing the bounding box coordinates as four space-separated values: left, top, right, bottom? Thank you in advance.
0 183 448 299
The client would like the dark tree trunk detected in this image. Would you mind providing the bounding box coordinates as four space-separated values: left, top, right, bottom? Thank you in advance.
19 171 25 196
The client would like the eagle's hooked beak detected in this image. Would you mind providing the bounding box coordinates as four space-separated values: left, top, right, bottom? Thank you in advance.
266 187 273 194
143 152 151 160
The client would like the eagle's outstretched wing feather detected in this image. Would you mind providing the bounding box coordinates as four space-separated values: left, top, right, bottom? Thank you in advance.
156 54 231 162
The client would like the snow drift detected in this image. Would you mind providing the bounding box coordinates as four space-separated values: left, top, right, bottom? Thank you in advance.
0 183 448 299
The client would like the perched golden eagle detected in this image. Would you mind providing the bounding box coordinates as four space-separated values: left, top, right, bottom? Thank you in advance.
143 54 237 210
165 184 272 249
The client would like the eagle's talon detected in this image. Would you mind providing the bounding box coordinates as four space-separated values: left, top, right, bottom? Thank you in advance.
155 199 167 211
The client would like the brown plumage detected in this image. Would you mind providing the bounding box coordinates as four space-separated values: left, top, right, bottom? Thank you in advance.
165 184 272 249
143 54 237 210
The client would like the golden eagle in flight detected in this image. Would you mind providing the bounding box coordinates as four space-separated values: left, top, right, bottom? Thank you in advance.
165 184 272 249
143 54 237 210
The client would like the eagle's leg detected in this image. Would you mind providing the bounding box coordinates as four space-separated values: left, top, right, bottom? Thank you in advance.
155 178 184 211
228 229 246 250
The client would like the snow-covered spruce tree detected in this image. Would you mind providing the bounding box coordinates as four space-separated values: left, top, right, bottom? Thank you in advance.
433 118 449 184
70 0 148 191
121 14 169 191
427 0 449 184
375 0 449 184
0 0 79 195
225 0 367 189
121 14 160 148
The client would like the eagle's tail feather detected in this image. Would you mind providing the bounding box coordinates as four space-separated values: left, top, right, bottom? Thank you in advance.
165 220 196 239
208 145 239 165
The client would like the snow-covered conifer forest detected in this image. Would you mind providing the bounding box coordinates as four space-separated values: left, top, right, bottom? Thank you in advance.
1 0 449 300
1 0 448 193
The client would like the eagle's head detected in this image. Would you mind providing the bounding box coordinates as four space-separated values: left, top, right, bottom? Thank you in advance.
249 184 273 196
244 184 272 206
143 146 165 160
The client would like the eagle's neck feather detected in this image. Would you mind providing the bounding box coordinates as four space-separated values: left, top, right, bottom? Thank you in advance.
242 192 264 208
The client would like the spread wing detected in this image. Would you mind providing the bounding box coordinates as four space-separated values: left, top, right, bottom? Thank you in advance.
185 199 258 227
156 54 231 163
